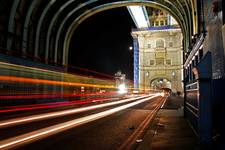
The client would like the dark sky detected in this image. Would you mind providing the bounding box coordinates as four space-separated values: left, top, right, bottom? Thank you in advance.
68 7 135 80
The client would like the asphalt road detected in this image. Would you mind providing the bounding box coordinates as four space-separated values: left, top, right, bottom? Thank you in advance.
0 94 165 150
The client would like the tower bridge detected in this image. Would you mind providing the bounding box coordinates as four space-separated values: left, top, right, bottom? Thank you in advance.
0 0 225 149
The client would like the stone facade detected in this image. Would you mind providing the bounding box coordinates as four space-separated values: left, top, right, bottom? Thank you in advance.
132 27 183 93
203 1 225 79
132 8 183 93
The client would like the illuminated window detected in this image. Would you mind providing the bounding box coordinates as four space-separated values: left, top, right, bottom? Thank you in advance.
160 21 164 26
156 39 164 48
150 60 155 65
155 21 159 26
166 59 172 65
156 59 164 65
169 42 173 47
165 20 168 25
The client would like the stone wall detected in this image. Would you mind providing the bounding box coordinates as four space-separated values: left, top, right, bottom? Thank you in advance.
203 0 225 79
132 28 183 93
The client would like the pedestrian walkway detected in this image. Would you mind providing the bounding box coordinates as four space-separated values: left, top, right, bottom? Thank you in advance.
137 95 199 150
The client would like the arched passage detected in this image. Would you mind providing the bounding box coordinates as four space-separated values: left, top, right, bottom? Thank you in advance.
62 1 190 66
1 1 225 145
1 0 195 66
150 78 172 90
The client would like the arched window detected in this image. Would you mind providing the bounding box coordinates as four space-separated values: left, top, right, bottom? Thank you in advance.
156 39 164 48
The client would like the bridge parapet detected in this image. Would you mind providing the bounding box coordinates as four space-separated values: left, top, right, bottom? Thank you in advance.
184 33 213 145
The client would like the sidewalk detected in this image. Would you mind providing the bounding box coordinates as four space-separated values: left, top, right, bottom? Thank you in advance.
137 96 199 150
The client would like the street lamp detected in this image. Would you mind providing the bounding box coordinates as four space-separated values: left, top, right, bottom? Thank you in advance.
172 71 176 93
146 71 149 77
118 84 127 94
144 71 149 91
129 46 133 51
172 71 176 77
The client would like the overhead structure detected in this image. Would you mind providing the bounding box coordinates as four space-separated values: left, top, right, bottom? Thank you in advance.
1 0 225 146
0 0 197 67
127 6 150 28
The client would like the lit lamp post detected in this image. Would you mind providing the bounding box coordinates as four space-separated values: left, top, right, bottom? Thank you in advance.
115 71 127 94
144 71 149 91
129 46 133 51
159 80 163 88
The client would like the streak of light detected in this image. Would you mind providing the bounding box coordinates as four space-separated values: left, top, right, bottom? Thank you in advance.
0 92 116 100
0 62 115 81
0 62 115 83
160 95 168 108
0 76 115 89
0 61 158 92
0 97 120 113
0 94 161 149
0 95 153 128
1 94 117 109
0 62 61 75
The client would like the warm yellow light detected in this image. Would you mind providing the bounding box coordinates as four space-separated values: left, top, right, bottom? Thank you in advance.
0 76 115 89
118 84 127 94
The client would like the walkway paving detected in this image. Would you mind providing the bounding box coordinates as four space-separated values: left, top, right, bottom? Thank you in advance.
137 95 200 150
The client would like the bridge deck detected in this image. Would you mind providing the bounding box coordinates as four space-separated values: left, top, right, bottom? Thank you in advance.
137 96 200 150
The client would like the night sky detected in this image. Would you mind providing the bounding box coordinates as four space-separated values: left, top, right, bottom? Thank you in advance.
68 7 135 80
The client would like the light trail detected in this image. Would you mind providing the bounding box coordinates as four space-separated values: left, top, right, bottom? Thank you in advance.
0 62 116 81
0 75 115 89
0 92 116 100
0 97 120 113
0 94 161 150
0 62 62 75
0 62 114 91
0 62 159 93
1 93 117 109
0 95 152 128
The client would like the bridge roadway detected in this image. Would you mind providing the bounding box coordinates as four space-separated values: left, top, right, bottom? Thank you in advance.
0 94 165 150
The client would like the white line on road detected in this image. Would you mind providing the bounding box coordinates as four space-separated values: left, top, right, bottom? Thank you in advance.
0 94 161 150
0 95 153 128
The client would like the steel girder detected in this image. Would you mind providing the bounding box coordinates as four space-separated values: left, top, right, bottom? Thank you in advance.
4 0 194 66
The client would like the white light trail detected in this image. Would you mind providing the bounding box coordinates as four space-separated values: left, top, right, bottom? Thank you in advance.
0 94 161 149
0 95 153 128
118 84 127 94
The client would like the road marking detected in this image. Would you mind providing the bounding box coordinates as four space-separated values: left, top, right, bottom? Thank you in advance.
160 96 168 108
0 94 161 150
0 95 151 128
118 96 166 150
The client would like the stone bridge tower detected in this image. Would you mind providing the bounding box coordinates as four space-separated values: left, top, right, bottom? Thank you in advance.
132 9 183 93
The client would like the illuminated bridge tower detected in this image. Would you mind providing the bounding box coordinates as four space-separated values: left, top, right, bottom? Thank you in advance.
133 35 139 89
131 8 183 93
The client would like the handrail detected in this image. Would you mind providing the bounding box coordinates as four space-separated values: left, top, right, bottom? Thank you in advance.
184 33 204 67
